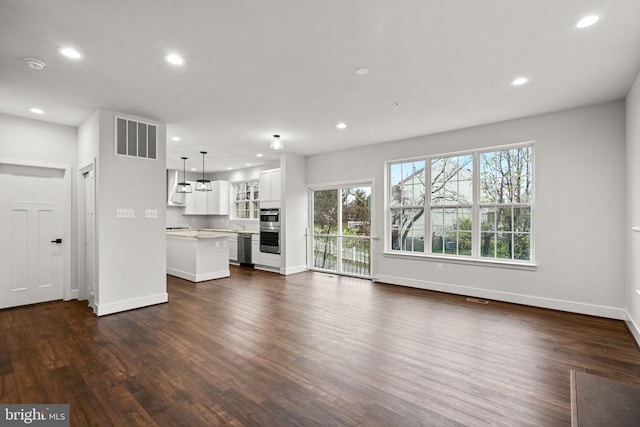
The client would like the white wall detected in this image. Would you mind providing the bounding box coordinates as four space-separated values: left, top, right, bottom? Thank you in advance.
307 101 627 318
0 113 79 295
626 72 640 342
281 153 308 274
79 110 168 315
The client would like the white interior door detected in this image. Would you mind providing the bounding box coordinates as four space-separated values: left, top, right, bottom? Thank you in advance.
0 164 65 309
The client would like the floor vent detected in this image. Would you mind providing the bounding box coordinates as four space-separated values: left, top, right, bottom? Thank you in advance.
466 297 489 304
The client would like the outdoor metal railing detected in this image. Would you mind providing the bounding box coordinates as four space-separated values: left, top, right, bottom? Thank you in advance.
309 234 377 278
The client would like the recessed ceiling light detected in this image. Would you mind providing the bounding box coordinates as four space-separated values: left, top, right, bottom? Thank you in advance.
256 153 263 157
191 168 197 171
337 123 347 129
511 77 528 86
575 15 600 29
246 163 251 167
171 136 181 141
165 53 184 66
30 107 44 114
227 167 233 170
355 67 369 76
57 47 83 60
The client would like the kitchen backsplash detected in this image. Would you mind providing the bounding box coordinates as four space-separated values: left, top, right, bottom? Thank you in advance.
166 206 259 231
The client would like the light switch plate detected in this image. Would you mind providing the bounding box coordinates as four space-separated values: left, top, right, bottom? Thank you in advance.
145 209 158 219
116 209 134 218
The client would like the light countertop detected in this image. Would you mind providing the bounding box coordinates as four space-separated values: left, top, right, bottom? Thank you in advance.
166 230 236 239
193 228 260 235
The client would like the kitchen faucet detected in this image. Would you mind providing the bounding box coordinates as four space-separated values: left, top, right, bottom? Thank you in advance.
236 222 245 230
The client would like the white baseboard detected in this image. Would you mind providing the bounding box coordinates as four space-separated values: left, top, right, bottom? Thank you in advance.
254 265 281 274
65 289 79 301
167 268 230 282
625 311 640 348
281 265 307 275
376 274 626 320
96 292 168 316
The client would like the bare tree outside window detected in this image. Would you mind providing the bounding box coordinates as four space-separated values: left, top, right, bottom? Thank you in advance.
388 144 533 262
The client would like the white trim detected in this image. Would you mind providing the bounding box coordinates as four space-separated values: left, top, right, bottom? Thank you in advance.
254 264 281 273
376 274 625 319
624 311 640 349
384 142 534 265
166 268 230 282
281 264 307 275
95 292 168 316
385 140 536 165
382 251 537 271
632 226 640 232
0 157 74 304
307 178 375 191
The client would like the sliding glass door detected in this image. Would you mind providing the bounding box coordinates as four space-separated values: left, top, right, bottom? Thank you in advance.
311 185 372 278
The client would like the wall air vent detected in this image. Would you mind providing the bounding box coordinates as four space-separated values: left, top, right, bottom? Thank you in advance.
115 117 157 160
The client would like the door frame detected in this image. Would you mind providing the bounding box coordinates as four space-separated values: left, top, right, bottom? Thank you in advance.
0 157 73 301
78 161 97 312
308 178 377 279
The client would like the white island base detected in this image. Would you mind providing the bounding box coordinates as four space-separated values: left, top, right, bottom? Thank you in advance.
167 231 233 282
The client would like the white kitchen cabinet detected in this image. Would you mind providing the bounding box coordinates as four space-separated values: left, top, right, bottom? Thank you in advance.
259 168 281 202
228 235 238 262
183 180 230 215
251 234 260 265
208 180 230 215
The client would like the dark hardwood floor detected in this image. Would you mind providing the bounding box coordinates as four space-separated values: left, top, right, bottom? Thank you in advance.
2 266 640 426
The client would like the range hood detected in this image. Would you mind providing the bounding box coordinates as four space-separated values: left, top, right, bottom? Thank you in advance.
167 169 186 206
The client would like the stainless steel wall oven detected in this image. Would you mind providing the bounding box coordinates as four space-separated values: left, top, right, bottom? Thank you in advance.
260 208 280 254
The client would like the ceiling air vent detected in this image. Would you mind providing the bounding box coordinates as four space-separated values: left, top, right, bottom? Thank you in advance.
115 117 157 160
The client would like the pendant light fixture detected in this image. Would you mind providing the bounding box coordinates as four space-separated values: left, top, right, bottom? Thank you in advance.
176 157 192 193
195 151 212 191
270 134 284 151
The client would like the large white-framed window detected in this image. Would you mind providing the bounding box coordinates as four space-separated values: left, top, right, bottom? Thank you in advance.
386 143 534 265
232 180 259 220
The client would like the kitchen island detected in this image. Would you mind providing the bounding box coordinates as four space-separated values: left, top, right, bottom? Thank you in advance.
166 230 235 282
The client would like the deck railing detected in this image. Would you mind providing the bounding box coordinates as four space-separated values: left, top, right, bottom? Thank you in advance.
309 234 375 278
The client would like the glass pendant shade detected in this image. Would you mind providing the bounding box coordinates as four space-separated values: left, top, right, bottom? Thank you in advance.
176 182 192 193
176 156 192 193
195 151 212 192
195 180 212 191
270 134 284 151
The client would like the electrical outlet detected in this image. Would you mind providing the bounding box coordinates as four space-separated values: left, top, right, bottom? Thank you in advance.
436 263 443 272
145 209 158 219
116 209 134 219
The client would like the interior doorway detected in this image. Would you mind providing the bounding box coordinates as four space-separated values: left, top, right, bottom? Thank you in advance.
79 164 97 313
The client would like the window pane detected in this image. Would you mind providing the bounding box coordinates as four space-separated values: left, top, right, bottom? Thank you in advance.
342 186 371 236
390 163 402 186
497 207 512 232
514 207 531 232
431 154 473 205
458 208 472 231
481 147 532 204
314 189 338 234
481 207 496 231
458 232 472 256
480 233 495 257
514 234 531 260
496 233 512 259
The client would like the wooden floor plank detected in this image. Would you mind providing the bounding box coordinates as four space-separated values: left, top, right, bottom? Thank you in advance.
1 266 640 426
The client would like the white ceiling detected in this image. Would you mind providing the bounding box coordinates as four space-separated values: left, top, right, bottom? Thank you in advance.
1 0 639 172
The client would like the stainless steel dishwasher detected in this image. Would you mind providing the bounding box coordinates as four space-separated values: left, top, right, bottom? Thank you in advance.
237 233 253 267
